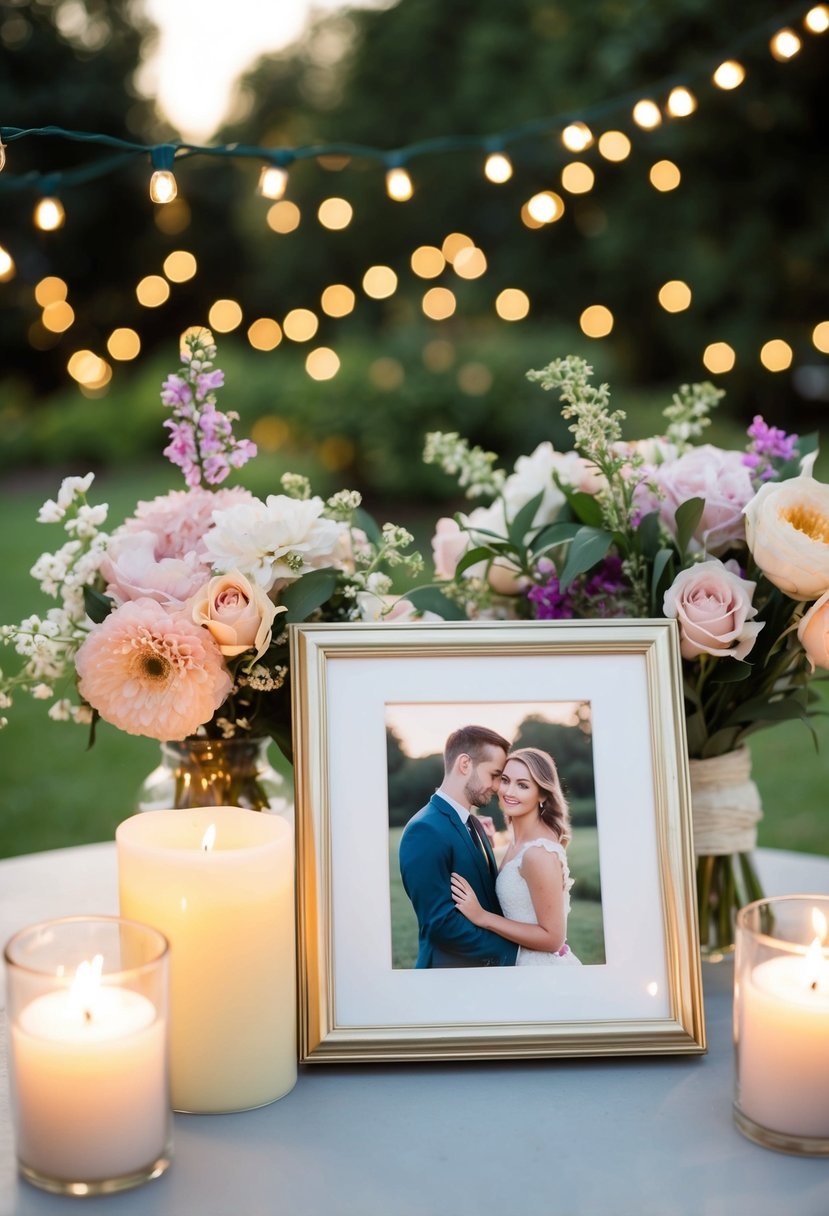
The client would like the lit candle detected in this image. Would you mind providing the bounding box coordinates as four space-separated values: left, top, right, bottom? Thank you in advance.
5 917 170 1194
116 806 296 1113
735 900 829 1150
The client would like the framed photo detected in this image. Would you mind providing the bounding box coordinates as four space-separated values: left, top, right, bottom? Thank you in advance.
291 619 705 1062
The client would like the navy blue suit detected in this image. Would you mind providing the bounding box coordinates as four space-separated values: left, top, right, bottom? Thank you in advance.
398 793 517 968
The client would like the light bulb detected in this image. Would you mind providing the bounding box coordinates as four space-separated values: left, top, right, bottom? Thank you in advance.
805 6 829 34
34 197 65 231
149 170 177 204
713 60 745 89
0 142 6 172
770 28 801 60
484 152 513 183
0 243 15 281
562 122 593 152
386 167 413 201
257 165 288 200
632 99 662 130
667 87 697 117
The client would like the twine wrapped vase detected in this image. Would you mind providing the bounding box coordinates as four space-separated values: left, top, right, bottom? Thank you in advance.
690 746 764 960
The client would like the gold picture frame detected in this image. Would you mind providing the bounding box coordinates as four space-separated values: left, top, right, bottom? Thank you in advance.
291 619 705 1063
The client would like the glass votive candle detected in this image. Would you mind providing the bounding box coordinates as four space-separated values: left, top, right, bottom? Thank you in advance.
4 915 172 1196
734 895 829 1156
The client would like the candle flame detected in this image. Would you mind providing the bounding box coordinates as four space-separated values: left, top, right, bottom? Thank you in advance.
69 953 104 1023
805 936 824 992
812 907 828 943
202 823 217 852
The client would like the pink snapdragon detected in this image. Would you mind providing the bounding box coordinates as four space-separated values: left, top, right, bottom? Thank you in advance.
161 329 257 487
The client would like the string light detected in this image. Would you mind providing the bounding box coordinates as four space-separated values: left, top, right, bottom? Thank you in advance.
0 141 6 172
667 87 697 117
526 191 564 223
0 244 16 281
149 145 177 205
632 100 662 130
597 131 631 161
257 165 288 200
770 28 802 59
805 5 829 33
484 152 513 183
386 166 413 201
561 122 593 152
713 60 746 89
34 197 65 231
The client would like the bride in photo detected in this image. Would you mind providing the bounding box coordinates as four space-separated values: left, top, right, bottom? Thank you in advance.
450 747 582 966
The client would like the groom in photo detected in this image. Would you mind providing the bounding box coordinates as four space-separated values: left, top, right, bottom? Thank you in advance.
399 725 518 968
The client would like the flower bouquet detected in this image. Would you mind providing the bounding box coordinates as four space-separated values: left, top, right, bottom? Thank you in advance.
0 328 425 809
424 356 828 955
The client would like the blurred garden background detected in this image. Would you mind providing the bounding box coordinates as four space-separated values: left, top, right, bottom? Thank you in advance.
1 0 828 858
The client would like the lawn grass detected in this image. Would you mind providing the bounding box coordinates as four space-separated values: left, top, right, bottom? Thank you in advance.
1 469 828 861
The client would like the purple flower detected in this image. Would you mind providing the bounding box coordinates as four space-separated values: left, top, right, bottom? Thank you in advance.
743 415 798 483
527 572 575 620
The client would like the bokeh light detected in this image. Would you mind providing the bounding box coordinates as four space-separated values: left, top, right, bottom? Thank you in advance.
321 284 356 317
702 342 736 373
411 246 446 278
457 362 493 395
713 60 745 89
422 287 456 320
136 276 170 308
34 198 65 231
34 276 67 306
362 265 398 299
579 305 614 337
247 318 282 351
760 339 793 371
597 131 632 161
318 197 353 230
306 347 340 380
632 99 662 129
649 160 681 191
442 233 474 263
561 162 595 194
154 197 191 234
422 339 455 371
812 321 829 353
453 247 487 279
484 153 513 183
667 87 697 117
0 245 16 282
369 357 405 388
770 28 801 60
495 289 530 321
41 301 75 333
386 167 413 201
658 280 692 312
208 299 243 332
266 201 301 233
283 308 319 341
163 251 197 282
107 328 141 360
805 6 829 33
526 192 564 223
562 122 593 152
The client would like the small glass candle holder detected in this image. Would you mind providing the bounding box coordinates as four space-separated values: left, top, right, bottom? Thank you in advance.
734 895 829 1156
4 915 172 1196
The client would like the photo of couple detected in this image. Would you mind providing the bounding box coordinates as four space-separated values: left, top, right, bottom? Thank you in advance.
387 703 605 970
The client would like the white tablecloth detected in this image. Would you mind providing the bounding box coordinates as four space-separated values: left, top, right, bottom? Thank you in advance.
1 844 828 1216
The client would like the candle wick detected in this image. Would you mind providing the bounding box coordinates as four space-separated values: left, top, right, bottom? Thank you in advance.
811 980 819 992
84 1008 92 1023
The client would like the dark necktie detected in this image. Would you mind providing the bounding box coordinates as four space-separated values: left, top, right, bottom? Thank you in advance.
467 814 493 870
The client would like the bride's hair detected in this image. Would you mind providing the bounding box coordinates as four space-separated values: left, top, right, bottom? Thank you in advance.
506 747 572 846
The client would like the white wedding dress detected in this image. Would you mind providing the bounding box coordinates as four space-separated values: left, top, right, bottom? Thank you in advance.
495 839 582 966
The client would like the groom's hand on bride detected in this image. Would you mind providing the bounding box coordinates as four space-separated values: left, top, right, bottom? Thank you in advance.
450 873 486 926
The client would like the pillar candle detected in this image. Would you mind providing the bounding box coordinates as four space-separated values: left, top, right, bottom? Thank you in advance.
116 806 295 1113
737 946 829 1139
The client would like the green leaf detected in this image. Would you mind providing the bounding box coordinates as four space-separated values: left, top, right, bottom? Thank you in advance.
454 545 498 577
83 585 114 624
280 568 339 622
565 489 604 528
650 548 674 613
507 492 544 547
529 520 581 554
558 527 613 591
636 510 661 560
352 507 382 545
405 586 467 620
725 696 813 726
674 497 704 559
708 658 753 684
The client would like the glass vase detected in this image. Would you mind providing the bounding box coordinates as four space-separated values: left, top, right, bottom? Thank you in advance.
689 746 765 962
136 736 292 819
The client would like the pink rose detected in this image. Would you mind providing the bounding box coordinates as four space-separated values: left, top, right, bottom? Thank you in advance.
190 571 282 660
798 590 829 672
663 560 764 661
101 529 210 607
431 517 469 580
655 446 755 555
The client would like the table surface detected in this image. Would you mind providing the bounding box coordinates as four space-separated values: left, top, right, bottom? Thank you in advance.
1 844 828 1216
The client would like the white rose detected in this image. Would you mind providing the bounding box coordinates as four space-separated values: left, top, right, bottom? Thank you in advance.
743 476 829 600
663 559 763 661
502 442 580 528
